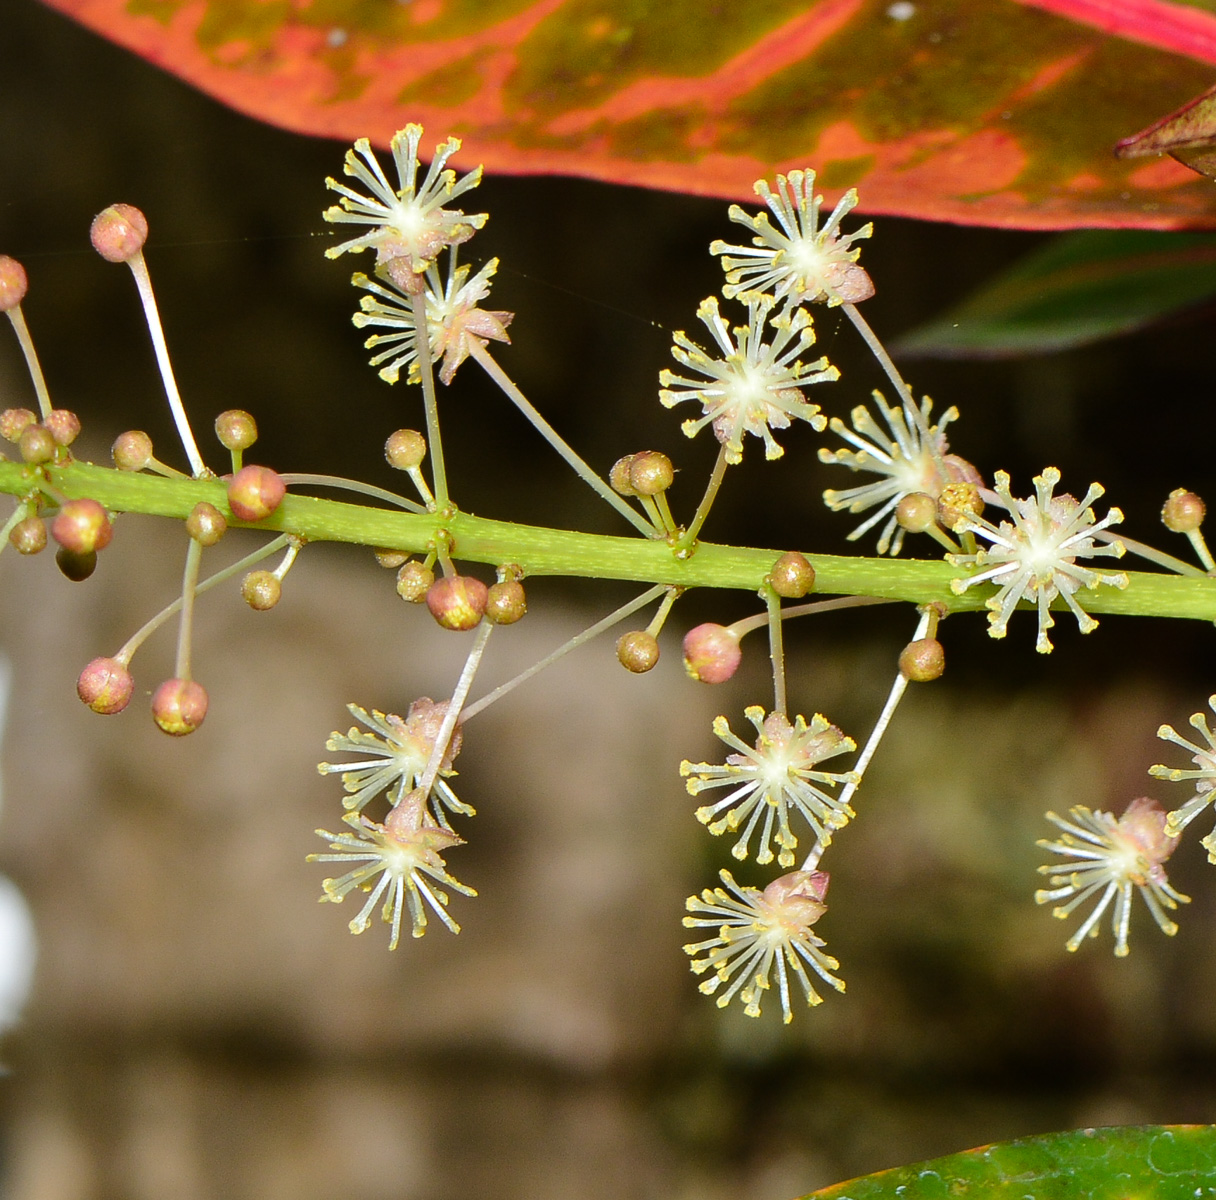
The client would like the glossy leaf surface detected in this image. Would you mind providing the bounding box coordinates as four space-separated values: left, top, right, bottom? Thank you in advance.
43 0 1216 229
803 1126 1216 1200
893 228 1216 356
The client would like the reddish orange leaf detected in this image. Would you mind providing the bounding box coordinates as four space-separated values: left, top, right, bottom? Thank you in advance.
42 0 1216 229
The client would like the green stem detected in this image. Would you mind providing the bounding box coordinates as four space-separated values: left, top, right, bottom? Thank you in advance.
175 536 203 679
678 444 730 553
127 252 207 478
9 459 1216 623
410 291 448 510
5 307 52 420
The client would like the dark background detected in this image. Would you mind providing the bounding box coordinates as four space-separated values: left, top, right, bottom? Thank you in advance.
0 2 1215 1198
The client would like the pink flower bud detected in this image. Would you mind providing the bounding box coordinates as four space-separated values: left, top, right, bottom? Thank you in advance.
426 575 488 631
90 204 148 263
227 464 286 522
112 430 154 471
151 678 208 735
0 408 36 443
51 498 113 555
682 623 741 684
44 409 81 447
77 657 134 715
0 256 29 312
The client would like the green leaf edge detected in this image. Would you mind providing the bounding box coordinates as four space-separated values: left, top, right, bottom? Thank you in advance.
800 1124 1216 1200
893 231 1216 358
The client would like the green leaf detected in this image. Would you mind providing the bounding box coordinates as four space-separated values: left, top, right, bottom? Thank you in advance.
802 1125 1216 1200
893 230 1216 357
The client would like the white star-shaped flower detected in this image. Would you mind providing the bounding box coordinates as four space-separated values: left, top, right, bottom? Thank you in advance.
1035 798 1188 957
683 868 844 1022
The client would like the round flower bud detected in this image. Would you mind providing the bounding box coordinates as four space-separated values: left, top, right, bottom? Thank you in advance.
396 561 434 602
52 498 113 555
112 430 154 471
151 678 208 736
628 451 674 496
0 257 29 312
44 409 81 447
937 481 983 532
375 547 408 569
426 575 488 630
682 622 742 684
896 492 938 533
1162 488 1205 534
610 455 638 496
385 429 427 470
56 547 96 582
617 630 660 673
215 409 258 451
77 656 134 715
242 570 281 611
899 637 945 682
0 408 36 443
9 515 46 555
768 551 816 599
185 501 227 546
485 579 527 625
227 464 286 522
90 203 148 263
18 424 55 464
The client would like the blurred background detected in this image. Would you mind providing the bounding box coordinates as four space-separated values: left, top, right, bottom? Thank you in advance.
1 1 1215 1197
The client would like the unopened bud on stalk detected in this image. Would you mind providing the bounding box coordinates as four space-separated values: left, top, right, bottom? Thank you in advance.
51 498 113 555
242 570 281 611
112 430 154 471
682 623 741 683
896 493 938 534
227 464 286 521
9 516 46 555
77 657 134 714
89 203 148 263
185 502 227 546
18 424 54 464
0 256 28 311
485 579 526 625
0 408 36 443
628 451 674 496
151 678 208 735
426 575 488 630
768 551 816 599
610 455 639 496
396 561 434 602
617 630 660 673
44 409 81 447
215 409 258 451
385 429 427 470
1162 488 1205 534
899 637 945 682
